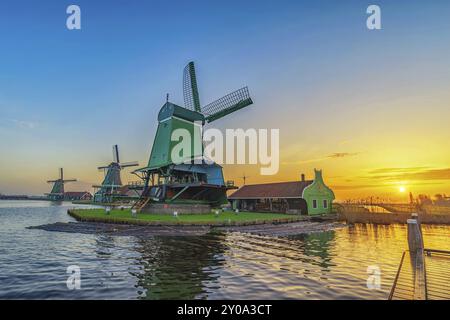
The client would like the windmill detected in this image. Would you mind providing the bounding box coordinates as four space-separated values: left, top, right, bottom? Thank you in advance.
46 168 77 201
133 61 253 213
93 145 139 203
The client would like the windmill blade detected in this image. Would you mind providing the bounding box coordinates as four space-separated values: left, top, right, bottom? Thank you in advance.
113 145 120 163
47 180 58 183
183 61 201 112
202 87 253 123
63 179 77 183
119 161 139 168
98 165 110 170
60 168 64 180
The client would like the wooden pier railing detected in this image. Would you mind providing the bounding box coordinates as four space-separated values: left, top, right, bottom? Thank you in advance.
389 213 450 300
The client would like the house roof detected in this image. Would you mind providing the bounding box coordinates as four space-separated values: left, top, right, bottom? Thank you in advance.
228 180 313 199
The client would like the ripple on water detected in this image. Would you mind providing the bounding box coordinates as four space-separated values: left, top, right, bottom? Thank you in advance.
0 200 449 299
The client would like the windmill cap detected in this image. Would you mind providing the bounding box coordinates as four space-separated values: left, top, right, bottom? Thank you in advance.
158 102 205 123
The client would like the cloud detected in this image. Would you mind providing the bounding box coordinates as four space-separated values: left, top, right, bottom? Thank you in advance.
282 157 327 165
327 152 360 159
368 167 429 175
9 119 38 129
283 151 361 165
367 167 450 181
331 184 385 190
332 181 442 190
339 140 351 145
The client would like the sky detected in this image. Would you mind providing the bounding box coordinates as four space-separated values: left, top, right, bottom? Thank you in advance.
0 0 449 201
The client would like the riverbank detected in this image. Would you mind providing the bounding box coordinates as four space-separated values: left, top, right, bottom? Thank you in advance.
339 210 450 224
29 210 342 237
68 209 307 226
27 208 345 237
29 219 345 237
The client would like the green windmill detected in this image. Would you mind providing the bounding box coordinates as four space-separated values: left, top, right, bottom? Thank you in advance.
133 61 253 213
46 168 77 201
93 145 139 203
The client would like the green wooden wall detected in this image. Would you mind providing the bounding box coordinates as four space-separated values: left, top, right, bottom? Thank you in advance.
302 169 335 215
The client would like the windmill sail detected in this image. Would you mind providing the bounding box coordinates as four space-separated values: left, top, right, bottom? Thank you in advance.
202 87 253 123
183 62 201 112
120 161 139 168
113 145 120 163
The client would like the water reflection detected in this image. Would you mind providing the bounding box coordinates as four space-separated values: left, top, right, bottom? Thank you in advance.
131 235 227 299
295 231 336 270
122 224 449 299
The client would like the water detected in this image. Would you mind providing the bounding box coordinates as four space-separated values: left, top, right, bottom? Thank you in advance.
0 200 449 299
362 205 391 213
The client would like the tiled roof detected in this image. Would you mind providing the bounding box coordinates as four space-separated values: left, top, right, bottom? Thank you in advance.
228 180 313 199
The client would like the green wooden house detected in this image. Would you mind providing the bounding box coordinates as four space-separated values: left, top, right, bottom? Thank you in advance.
302 169 335 215
229 169 335 215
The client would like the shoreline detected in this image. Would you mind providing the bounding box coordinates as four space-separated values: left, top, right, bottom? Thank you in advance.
67 209 316 227
29 220 345 237
24 209 345 237
338 211 450 225
26 208 450 239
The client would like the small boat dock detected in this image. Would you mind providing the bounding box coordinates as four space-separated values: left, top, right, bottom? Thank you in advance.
389 214 450 300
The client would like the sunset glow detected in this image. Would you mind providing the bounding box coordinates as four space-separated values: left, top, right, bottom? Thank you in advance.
0 1 449 202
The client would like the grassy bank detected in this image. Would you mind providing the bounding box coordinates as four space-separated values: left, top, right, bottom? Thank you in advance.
69 209 304 226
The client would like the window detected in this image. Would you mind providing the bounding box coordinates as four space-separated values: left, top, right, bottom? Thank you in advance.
323 199 328 209
312 199 317 209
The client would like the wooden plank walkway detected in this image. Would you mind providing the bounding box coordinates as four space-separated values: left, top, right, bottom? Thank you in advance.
425 249 450 300
389 249 450 300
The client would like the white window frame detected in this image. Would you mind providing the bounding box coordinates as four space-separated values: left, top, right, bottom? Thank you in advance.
312 199 317 209
323 199 328 209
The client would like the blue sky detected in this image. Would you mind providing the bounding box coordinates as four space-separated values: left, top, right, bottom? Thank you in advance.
1 0 449 198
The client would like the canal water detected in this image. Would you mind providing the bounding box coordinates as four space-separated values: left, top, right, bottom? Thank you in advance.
0 200 449 299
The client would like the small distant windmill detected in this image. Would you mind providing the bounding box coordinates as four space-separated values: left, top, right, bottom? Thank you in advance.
133 61 253 211
93 145 139 203
46 168 77 201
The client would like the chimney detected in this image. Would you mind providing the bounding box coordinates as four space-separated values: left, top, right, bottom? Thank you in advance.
301 173 305 182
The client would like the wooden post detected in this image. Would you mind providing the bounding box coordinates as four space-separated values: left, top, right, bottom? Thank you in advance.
407 217 426 300
409 213 424 250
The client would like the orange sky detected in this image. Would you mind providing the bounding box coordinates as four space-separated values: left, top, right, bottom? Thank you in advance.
1 88 449 201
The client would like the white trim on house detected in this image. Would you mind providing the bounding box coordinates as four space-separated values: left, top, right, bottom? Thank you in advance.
312 199 318 209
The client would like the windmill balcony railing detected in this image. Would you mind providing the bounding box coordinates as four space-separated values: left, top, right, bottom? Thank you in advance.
128 181 145 187
226 180 235 187
127 180 236 188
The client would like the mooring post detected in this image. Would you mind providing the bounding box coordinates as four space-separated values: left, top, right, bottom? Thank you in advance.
409 213 424 250
411 212 420 225
407 216 426 300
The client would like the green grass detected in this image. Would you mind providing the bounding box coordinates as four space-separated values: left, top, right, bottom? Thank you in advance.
70 209 302 225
